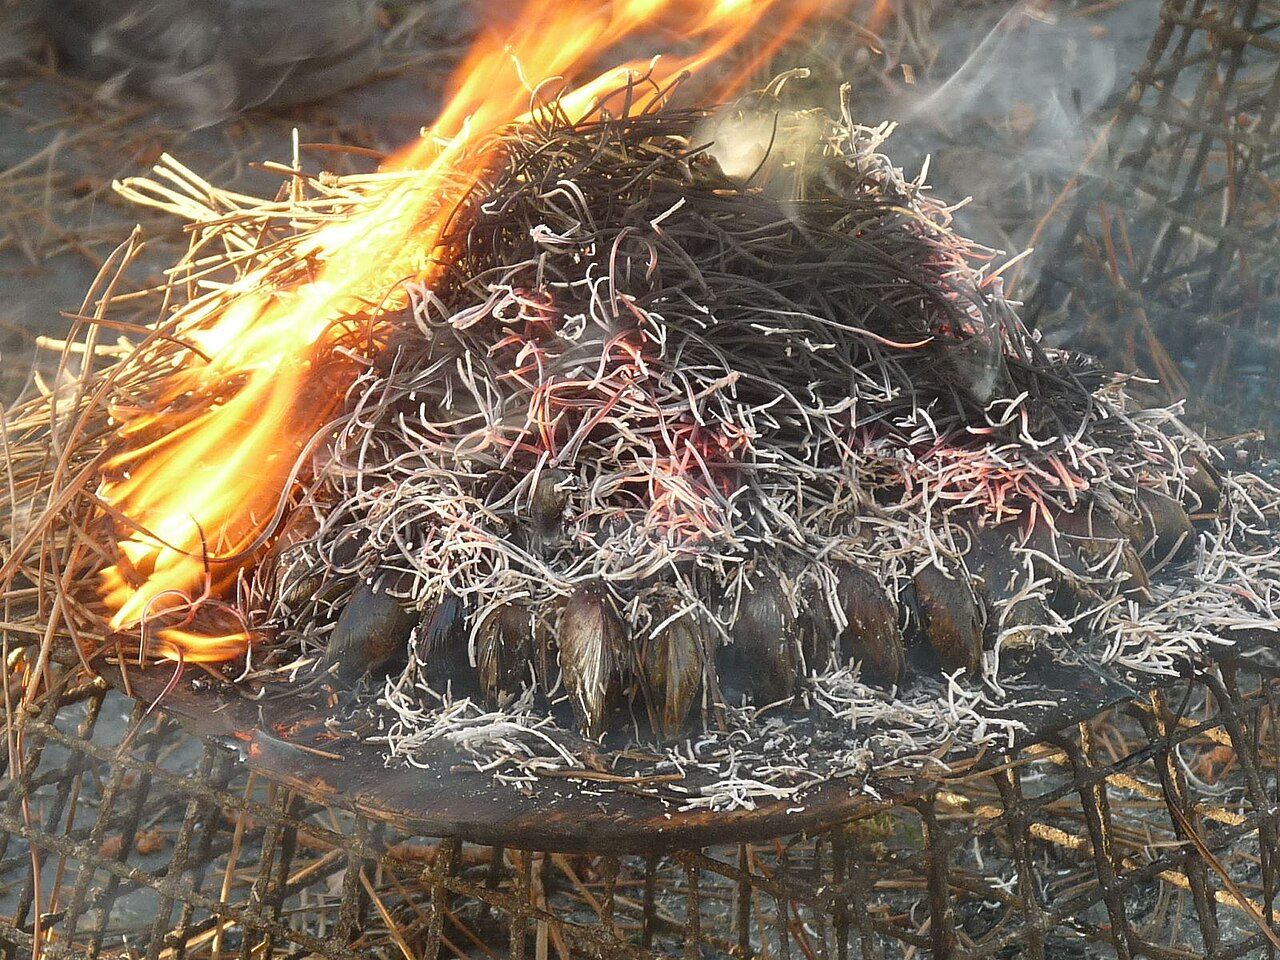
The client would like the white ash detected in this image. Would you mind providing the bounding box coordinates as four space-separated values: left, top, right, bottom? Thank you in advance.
1097 472 1280 676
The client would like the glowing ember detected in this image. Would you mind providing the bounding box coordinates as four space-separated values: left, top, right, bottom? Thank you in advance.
98 0 824 663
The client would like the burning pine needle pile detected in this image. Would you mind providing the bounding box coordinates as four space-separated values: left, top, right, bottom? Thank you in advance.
4 79 1279 802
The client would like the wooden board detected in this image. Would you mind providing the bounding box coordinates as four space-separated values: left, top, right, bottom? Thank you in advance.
112 643 1169 854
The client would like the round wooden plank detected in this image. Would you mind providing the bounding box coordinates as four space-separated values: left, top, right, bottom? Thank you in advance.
108 639 1179 853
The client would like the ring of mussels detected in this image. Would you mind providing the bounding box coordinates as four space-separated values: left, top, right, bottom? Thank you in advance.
252 92 1243 744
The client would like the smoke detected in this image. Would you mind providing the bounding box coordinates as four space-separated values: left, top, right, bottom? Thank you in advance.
701 108 782 181
883 1 1121 272
34 0 382 126
905 2 1116 173
699 2 1127 293
697 71 828 193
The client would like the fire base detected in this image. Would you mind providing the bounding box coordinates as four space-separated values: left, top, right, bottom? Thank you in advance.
2 656 1279 959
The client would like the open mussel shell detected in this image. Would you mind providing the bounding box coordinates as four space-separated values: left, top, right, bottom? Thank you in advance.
639 608 709 739
557 583 625 738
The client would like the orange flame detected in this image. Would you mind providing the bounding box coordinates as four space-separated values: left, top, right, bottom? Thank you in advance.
99 0 826 663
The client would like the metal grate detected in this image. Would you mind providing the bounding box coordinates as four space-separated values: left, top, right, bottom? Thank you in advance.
1030 0 1280 437
4 2 1280 957
2 658 1279 958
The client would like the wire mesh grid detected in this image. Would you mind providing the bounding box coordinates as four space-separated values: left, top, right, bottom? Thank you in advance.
0 657 1277 959
3 2 1280 958
1030 0 1280 436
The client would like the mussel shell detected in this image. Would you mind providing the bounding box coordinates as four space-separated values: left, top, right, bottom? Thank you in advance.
557 583 624 738
1184 453 1224 514
1021 523 1098 611
1133 487 1194 564
415 593 477 692
967 528 1052 649
530 468 571 529
475 604 535 704
905 563 984 676
718 566 800 706
829 563 904 686
1054 506 1150 598
641 611 707 739
324 578 417 682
